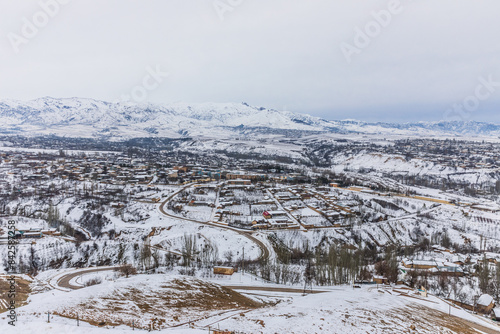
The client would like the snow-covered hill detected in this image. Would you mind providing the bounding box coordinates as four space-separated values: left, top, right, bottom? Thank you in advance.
1 97 500 139
0 97 331 139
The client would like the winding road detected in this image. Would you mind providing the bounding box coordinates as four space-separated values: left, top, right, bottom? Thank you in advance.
158 184 271 261
54 183 271 292
54 266 325 295
56 267 118 290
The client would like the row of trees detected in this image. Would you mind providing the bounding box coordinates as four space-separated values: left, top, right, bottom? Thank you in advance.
477 257 500 301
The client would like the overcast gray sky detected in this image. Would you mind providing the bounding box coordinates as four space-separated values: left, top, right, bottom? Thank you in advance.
1 0 500 122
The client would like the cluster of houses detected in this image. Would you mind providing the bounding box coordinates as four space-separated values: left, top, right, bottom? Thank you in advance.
400 245 476 278
393 139 500 171
209 183 360 230
0 227 60 241
212 185 301 230
267 186 355 227
401 258 464 277
203 182 360 230
252 210 299 230
0 151 310 189
0 152 159 185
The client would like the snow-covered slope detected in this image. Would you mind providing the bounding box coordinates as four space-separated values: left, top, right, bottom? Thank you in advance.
0 97 334 139
1 97 500 139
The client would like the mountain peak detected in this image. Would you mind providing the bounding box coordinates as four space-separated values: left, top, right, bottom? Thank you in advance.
0 97 499 140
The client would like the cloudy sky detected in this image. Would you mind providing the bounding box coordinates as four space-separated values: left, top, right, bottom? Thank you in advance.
1 0 500 122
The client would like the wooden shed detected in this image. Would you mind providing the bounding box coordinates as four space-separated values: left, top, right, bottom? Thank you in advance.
213 266 235 276
477 294 495 314
373 275 388 284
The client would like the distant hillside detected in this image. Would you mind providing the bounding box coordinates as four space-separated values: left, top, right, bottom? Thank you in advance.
1 97 500 139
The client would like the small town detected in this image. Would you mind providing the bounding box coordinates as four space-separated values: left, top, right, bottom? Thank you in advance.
2 140 500 333
2 1 500 332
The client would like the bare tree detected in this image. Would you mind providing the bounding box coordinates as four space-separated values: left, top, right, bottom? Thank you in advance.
117 264 137 278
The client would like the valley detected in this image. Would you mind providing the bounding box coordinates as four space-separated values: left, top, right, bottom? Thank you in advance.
1 100 500 333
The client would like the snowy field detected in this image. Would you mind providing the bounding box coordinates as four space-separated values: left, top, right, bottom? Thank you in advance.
1 273 500 333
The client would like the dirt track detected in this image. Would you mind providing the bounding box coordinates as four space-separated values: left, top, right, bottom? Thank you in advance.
457 318 500 334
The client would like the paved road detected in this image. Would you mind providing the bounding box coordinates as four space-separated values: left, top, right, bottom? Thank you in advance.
158 184 271 261
57 267 118 290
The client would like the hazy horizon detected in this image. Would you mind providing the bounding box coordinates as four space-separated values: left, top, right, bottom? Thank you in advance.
3 95 500 125
1 1 499 123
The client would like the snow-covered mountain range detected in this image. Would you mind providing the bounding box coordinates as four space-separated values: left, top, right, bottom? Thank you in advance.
1 97 500 139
